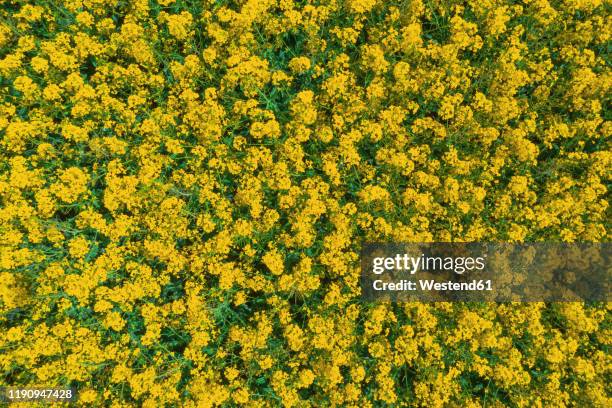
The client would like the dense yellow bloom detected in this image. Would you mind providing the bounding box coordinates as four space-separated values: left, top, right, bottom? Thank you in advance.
0 0 609 406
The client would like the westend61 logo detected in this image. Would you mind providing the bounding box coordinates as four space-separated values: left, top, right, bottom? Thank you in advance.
372 253 486 275
361 243 611 302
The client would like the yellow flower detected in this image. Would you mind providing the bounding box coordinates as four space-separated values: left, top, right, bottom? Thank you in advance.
68 236 89 259
348 0 377 14
288 56 311 74
263 248 284 275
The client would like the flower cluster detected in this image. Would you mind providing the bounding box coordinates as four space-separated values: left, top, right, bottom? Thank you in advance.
1 0 610 406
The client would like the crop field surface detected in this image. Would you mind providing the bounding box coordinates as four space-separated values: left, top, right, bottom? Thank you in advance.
0 0 610 407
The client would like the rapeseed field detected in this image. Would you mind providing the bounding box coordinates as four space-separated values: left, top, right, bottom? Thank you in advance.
0 0 610 406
